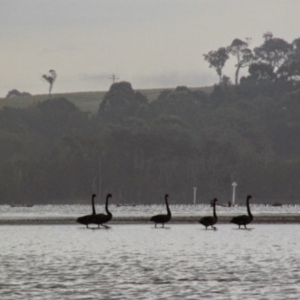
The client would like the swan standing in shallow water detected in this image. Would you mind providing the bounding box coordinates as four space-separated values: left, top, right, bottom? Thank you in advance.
150 194 171 228
76 194 97 228
230 195 253 229
93 193 113 228
199 198 218 230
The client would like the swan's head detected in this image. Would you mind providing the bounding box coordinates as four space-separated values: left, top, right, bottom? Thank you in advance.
92 193 97 198
213 198 218 203
247 195 252 200
107 193 112 198
165 194 169 198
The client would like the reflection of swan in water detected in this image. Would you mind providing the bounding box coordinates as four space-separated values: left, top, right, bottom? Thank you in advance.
199 198 218 230
230 195 253 229
150 194 171 228
76 194 97 228
94 193 113 229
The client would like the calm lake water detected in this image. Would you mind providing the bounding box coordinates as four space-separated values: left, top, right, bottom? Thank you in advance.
1 224 300 299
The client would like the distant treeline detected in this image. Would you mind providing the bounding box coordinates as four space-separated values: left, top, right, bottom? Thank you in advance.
1 79 300 205
1 32 300 205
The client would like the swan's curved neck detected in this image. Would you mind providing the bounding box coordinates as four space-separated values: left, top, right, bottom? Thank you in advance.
213 201 217 220
105 196 111 215
165 196 171 216
92 196 96 215
246 197 252 218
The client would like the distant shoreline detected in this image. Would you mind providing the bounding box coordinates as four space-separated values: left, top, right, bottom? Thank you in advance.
1 215 300 225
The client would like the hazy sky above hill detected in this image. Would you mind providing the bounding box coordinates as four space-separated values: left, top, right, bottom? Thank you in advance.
1 0 300 97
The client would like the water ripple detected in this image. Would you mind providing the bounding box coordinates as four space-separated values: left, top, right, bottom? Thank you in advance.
0 224 300 299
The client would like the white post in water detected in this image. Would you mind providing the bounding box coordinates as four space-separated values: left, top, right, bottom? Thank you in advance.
232 182 237 206
193 187 197 204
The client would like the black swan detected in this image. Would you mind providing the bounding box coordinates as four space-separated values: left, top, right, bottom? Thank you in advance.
199 198 218 230
230 195 253 229
150 194 171 228
76 193 97 228
94 193 113 228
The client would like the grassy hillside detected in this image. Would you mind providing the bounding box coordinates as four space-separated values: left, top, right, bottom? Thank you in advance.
0 86 212 114
0 91 106 113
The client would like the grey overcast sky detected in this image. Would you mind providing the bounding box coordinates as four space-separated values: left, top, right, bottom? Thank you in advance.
1 0 300 97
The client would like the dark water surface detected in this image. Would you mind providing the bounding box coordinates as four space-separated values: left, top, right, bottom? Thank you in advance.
1 224 300 299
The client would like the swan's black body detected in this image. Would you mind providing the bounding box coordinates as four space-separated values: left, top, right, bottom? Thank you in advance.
150 194 171 228
199 198 218 229
230 195 253 229
93 193 113 228
76 194 97 228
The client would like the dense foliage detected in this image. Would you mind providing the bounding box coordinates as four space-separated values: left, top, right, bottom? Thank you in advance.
1 77 300 205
